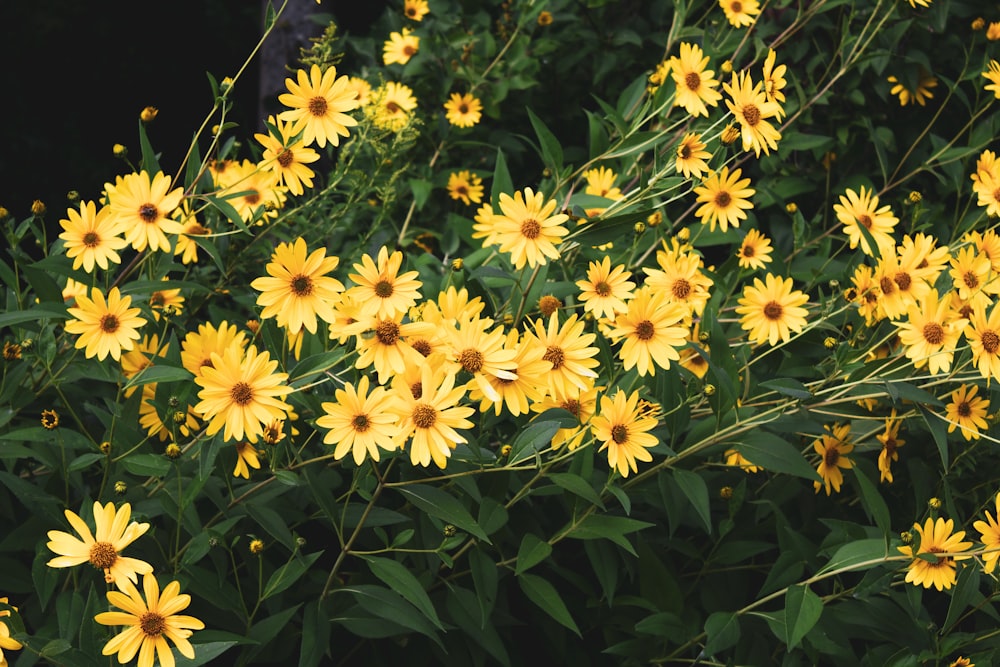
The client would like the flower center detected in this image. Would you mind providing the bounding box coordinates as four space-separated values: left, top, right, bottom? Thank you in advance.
857 214 873 230
714 191 732 208
879 276 896 296
308 96 328 117
635 321 656 340
763 301 783 321
386 101 401 114
958 401 972 417
611 424 629 444
244 190 261 205
684 72 701 91
277 148 294 168
594 281 612 297
411 339 432 356
100 314 120 333
404 45 417 56
374 280 394 298
456 185 468 196
352 414 371 432
561 399 581 417
964 272 979 289
672 278 692 300
412 403 437 428
742 244 755 258
731 1 743 11
543 346 565 370
291 275 314 296
139 611 166 638
139 204 159 223
742 104 761 127
678 144 692 160
982 330 1000 354
88 541 119 569
458 103 469 113
521 219 542 240
82 231 100 247
922 323 945 345
894 272 912 291
883 437 897 455
410 382 423 399
459 348 485 373
824 447 839 467
376 321 400 345
231 381 254 405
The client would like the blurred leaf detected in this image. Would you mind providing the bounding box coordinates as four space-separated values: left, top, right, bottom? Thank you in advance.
491 147 513 209
758 378 812 399
565 514 655 556
298 601 331 667
526 107 563 171
339 584 445 648
120 453 171 478
175 642 239 666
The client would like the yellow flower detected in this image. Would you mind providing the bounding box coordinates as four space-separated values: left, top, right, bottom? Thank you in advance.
974 491 1000 574
693 166 755 232
317 375 400 465
443 92 483 128
105 171 186 253
193 345 293 443
966 302 1000 384
470 329 552 416
894 289 965 375
40 408 59 430
989 21 1000 41
735 273 810 346
180 320 248 379
719 0 760 27
447 170 484 206
812 423 853 495
531 380 599 451
833 186 898 257
254 115 320 196
575 255 635 320
591 390 659 478
58 200 127 272
643 246 714 317
370 81 417 132
674 132 712 179
346 245 423 319
725 449 761 473
876 409 905 484
278 64 360 148
0 596 22 665
404 0 430 21
233 441 262 479
723 70 782 157
607 287 689 376
983 60 1000 99
945 384 989 441
736 228 773 269
172 202 209 265
95 573 205 667
761 48 787 113
887 67 938 107
443 316 518 402
383 28 420 65
492 188 570 269
523 313 601 399
898 517 973 591
64 286 147 362
345 76 372 106
348 312 438 385
669 42 722 118
583 167 623 200
251 237 344 335
46 501 153 588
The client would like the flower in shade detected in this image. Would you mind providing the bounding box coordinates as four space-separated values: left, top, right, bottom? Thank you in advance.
346 245 423 319
723 71 782 157
278 64 360 148
389 362 475 469
812 423 853 495
95 573 204 667
735 273 809 346
383 28 420 65
591 389 660 478
492 188 570 269
404 0 430 21
345 77 372 106
317 375 400 465
232 441 262 479
898 517 973 591
575 255 635 320
945 384 990 441
172 202 209 265
444 92 483 128
643 247 714 317
40 409 59 430
736 228 773 269
887 67 938 107
693 166 755 232
251 237 344 334
254 115 320 196
370 81 417 132
447 170 484 205
894 289 965 375
531 380 599 451
607 287 689 376
218 159 287 225
193 345 293 443
725 449 761 473
719 0 760 27
974 491 1000 573
983 60 1000 99
46 501 153 588
58 200 127 272
761 48 787 113
0 597 22 665
583 167 623 200
64 286 147 361
675 132 712 179
967 303 1000 384
833 186 898 257
876 409 906 483
669 42 722 118
106 171 186 253
990 22 1000 40
523 313 601 399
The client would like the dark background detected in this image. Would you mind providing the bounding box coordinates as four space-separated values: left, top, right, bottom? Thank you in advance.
0 0 385 220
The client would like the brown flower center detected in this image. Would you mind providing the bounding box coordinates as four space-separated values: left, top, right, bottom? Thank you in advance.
411 339 432 357
375 321 400 345
291 275 314 296
594 281 612 297
714 191 732 208
231 381 254 406
678 143 692 160
100 314 120 333
458 103 469 113
138 204 158 223
459 348 485 373
82 231 100 247
374 280 394 298
611 424 629 444
731 0 743 11
88 541 119 569
958 401 972 417
404 45 417 56
386 101 401 114
561 399 581 417
455 185 468 196
964 272 979 289
879 276 896 296
352 414 371 432
684 72 702 91
671 278 692 300
824 447 839 467
742 104 761 127
521 219 542 239
412 403 437 428
763 301 783 321
543 346 565 370
277 148 294 168
982 330 1000 354
410 382 423 400
139 611 166 638
741 244 755 258
922 323 945 345
894 272 912 291
308 96 328 117
635 321 656 340
857 214 873 230
883 437 897 455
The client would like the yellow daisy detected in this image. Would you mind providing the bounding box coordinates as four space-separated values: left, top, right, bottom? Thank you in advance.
725 449 761 473
58 200 127 272
894 289 965 375
719 0 760 27
983 60 1000 99
531 380 599 451
317 375 400 465
470 329 552 417
447 170 484 206
523 313 601 399
812 423 853 495
723 71 782 157
945 384 989 441
583 166 623 200
371 81 418 132
674 132 712 179
898 517 972 591
833 186 898 257
966 303 1000 384
278 63 360 148
106 170 186 253
761 48 787 113
736 228 773 269
180 321 248 379
876 409 906 484
444 316 518 402
404 0 430 21
642 248 714 317
64 286 147 361
735 273 810 346
46 501 153 588
383 28 420 66
254 115 320 196
591 389 660 478
349 312 440 384
669 42 723 118
251 237 344 335
492 187 570 269
693 166 755 232
575 255 635 320
346 245 423 319
389 362 475 469
0 597 22 664
887 67 938 107
607 287 689 376
973 491 1000 573
443 92 483 128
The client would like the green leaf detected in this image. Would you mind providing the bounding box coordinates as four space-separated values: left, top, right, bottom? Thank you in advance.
703 611 740 656
490 148 513 209
508 420 563 464
363 556 444 631
515 533 552 575
672 469 712 534
851 461 891 536
817 538 889 575
338 585 444 649
246 504 296 551
565 514 655 557
549 472 605 510
261 552 323 600
478 496 509 536
298 601 331 667
526 107 563 171
517 572 581 637
469 547 498 626
917 403 949 469
120 453 171 478
781 584 823 650
175 642 239 666
123 364 193 391
730 431 820 481
944 561 980 631
396 484 491 543
758 378 812 399
248 606 302 652
0 304 69 330
289 349 347 384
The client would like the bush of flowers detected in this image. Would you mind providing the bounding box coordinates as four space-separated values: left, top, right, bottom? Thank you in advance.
4 0 1000 665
